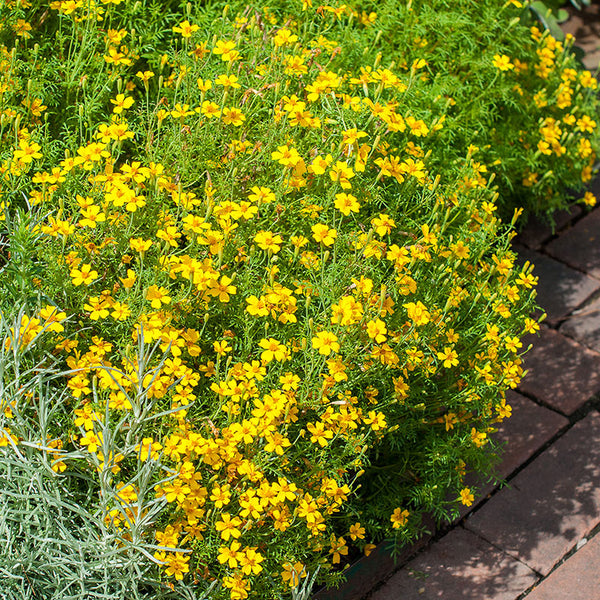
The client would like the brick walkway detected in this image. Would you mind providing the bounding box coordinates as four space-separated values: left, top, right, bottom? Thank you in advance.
315 190 600 600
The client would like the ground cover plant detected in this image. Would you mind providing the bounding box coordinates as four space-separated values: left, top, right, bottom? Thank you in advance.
0 0 595 598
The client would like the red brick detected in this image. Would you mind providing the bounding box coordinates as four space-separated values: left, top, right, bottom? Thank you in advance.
524 532 600 600
518 328 600 415
546 208 600 281
492 391 567 478
453 392 567 521
369 528 537 600
465 413 600 576
561 4 600 70
560 294 600 354
514 206 581 251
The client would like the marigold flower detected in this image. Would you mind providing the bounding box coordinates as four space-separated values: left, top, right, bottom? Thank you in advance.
221 106 245 126
403 301 431 326
272 145 302 168
311 330 339 355
110 93 134 114
390 507 409 528
172 20 199 38
146 285 171 309
218 541 242 568
492 54 514 71
281 562 306 587
259 337 288 362
13 139 42 164
254 230 283 253
70 263 98 286
334 192 360 215
459 487 475 507
437 346 459 368
273 27 298 47
215 513 242 541
311 223 337 246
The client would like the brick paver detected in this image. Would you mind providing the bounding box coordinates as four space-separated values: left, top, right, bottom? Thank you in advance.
562 3 600 69
369 527 537 600
524 532 600 599
492 391 567 478
465 413 600 576
560 294 600 354
518 327 600 415
546 208 600 280
515 247 600 324
515 206 580 251
455 392 568 520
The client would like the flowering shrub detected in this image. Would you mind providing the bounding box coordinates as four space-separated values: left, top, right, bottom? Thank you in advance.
217 0 600 220
0 0 584 598
353 0 600 219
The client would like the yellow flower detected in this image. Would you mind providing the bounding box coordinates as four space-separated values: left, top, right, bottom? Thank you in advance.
390 507 409 528
146 285 171 309
311 330 339 355
248 186 276 204
471 428 488 447
129 238 152 253
200 100 220 118
272 145 302 168
110 94 134 114
215 513 243 541
136 70 155 83
213 39 240 61
334 192 360 216
70 264 98 286
311 223 337 246
459 487 475 507
273 27 298 47
371 213 396 236
78 205 106 228
13 139 42 164
281 562 306 587
366 319 387 343
172 20 199 38
259 338 288 362
306 421 334 446
349 522 366 540
329 535 348 564
196 77 212 91
246 295 269 316
163 552 190 580
79 431 102 454
403 301 431 326
217 541 242 569
170 103 194 119
213 340 232 355
214 73 241 89
254 230 283 253
329 161 355 189
492 54 514 71
504 336 522 353
308 154 333 175
119 269 136 289
437 346 459 368
239 547 264 575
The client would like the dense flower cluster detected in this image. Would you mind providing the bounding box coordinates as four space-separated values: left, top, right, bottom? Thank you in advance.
0 0 591 599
